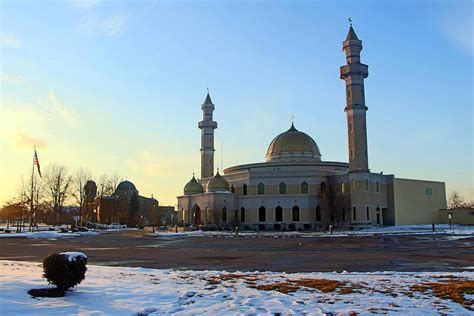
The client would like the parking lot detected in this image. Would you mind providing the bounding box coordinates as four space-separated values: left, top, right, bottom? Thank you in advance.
0 230 473 272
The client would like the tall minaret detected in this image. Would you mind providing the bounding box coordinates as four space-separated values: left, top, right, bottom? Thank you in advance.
340 24 369 172
198 92 217 178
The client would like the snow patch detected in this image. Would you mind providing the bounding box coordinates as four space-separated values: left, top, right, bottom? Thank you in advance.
59 252 87 262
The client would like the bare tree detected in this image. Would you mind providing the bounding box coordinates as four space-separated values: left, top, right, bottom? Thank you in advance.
97 174 109 197
72 167 92 216
0 199 28 231
97 172 122 197
18 172 45 229
109 171 122 194
448 191 472 209
44 164 72 224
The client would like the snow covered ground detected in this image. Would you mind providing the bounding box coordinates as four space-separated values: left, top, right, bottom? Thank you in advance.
148 224 474 238
0 260 472 315
0 230 99 239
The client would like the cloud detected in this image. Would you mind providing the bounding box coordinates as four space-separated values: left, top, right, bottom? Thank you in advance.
101 14 126 37
0 99 45 130
69 0 101 10
440 4 473 55
1 35 21 48
15 129 46 149
79 13 126 37
46 90 77 125
127 150 161 176
1 72 25 84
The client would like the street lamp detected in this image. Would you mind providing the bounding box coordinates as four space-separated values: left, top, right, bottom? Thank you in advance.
448 212 453 230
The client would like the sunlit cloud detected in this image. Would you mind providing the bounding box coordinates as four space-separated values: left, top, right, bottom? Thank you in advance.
1 72 26 84
46 90 77 126
15 129 46 149
69 0 101 10
0 99 45 130
127 150 162 177
1 35 21 48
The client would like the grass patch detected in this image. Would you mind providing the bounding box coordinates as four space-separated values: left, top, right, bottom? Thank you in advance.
293 279 345 292
250 278 360 295
251 283 300 294
410 279 474 311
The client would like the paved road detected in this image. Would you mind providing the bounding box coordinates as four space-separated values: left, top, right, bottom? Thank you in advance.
0 231 473 272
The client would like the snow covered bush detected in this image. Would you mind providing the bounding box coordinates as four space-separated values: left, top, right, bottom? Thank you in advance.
43 252 87 291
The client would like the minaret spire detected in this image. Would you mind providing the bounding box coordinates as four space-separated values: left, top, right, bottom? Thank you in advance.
340 24 369 172
198 91 218 178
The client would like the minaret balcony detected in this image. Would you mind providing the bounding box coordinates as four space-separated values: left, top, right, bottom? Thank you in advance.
198 121 218 129
340 63 369 79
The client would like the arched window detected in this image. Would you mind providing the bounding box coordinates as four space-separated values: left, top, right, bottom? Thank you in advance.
279 182 287 194
222 207 227 223
259 206 266 222
243 184 247 196
351 180 356 191
275 206 283 222
376 181 379 193
320 181 326 194
257 183 265 195
301 182 309 194
316 206 321 222
231 185 235 193
292 205 300 222
365 179 369 191
240 207 245 222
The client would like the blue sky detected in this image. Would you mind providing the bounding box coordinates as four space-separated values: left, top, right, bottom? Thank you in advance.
1 0 472 206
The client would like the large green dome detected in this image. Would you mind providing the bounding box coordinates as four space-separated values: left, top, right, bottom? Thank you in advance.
116 180 137 191
183 175 204 195
266 123 321 162
206 171 230 193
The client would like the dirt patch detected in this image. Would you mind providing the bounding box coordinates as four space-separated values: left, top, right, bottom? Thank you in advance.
410 278 474 311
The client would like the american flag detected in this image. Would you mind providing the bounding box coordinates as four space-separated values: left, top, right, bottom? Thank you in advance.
34 149 42 178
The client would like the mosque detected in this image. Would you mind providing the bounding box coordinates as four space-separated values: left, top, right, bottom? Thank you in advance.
177 25 447 230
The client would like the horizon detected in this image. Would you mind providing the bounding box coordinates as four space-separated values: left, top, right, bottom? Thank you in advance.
1 0 473 207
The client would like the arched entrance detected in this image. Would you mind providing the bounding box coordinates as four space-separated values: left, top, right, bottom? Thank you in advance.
192 205 202 226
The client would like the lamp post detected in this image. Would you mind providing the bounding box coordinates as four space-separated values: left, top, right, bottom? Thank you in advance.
448 212 452 230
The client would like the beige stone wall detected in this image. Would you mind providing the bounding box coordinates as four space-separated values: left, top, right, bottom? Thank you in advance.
346 109 369 171
393 178 447 225
436 209 474 225
266 185 278 195
341 173 391 225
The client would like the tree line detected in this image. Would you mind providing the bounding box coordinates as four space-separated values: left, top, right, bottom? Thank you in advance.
0 164 122 227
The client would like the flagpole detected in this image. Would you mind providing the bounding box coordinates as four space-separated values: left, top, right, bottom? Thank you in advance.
29 145 35 231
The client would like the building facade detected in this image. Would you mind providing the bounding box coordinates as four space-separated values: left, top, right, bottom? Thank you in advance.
177 26 447 230
82 180 176 227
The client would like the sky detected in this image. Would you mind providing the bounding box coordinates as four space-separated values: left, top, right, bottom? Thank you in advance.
0 0 472 207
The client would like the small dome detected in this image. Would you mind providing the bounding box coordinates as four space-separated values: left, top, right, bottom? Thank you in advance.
116 180 137 191
206 171 230 193
266 123 321 162
184 175 204 195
